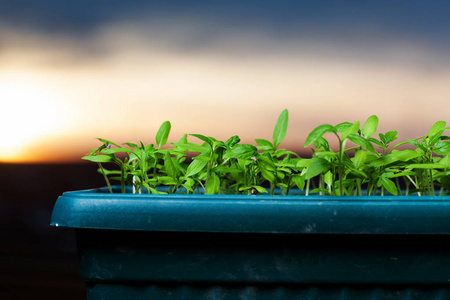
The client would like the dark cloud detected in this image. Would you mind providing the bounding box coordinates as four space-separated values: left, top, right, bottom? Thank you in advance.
2 0 450 47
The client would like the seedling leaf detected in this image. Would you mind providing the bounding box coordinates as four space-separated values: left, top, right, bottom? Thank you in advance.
255 139 273 149
305 157 331 180
406 163 445 169
334 122 352 132
82 155 114 163
185 158 208 177
429 121 446 140
206 173 220 194
101 148 134 154
257 155 276 183
342 121 360 140
352 149 368 169
190 134 213 148
304 124 334 147
379 131 398 145
156 121 171 149
378 176 398 195
362 115 379 138
164 151 178 178
225 135 241 148
97 138 120 148
347 134 376 153
223 144 258 160
273 109 289 149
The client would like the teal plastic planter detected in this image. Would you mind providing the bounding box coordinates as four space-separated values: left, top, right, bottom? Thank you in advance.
51 187 450 299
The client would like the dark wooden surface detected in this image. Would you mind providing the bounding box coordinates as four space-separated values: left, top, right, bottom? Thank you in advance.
0 163 105 300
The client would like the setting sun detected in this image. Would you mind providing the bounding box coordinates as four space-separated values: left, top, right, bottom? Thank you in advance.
0 71 66 162
1 2 450 164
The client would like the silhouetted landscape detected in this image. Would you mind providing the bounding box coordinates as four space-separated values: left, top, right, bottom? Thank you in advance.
0 163 105 299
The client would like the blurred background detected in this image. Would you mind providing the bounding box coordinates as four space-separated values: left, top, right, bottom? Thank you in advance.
1 0 450 298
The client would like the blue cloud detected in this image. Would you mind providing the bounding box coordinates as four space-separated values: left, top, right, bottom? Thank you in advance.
2 0 450 45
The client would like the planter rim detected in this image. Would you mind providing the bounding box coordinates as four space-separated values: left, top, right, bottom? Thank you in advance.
50 186 450 234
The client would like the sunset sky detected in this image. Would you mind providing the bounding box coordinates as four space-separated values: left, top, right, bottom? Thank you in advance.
1 1 450 163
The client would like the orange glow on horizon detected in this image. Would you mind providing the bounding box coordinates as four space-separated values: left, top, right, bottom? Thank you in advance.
1 20 450 163
0 71 70 162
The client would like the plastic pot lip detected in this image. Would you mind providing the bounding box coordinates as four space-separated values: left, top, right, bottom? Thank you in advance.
50 186 450 234
63 185 450 201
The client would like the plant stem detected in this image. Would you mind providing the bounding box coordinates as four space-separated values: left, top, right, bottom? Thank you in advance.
395 177 401 196
121 167 125 193
98 162 113 193
336 136 346 196
356 178 362 196
367 183 372 196
320 174 325 195
305 178 310 196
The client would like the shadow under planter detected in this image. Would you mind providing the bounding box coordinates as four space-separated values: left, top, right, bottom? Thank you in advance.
51 187 450 299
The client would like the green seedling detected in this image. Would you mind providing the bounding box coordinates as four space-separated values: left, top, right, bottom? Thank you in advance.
84 111 449 196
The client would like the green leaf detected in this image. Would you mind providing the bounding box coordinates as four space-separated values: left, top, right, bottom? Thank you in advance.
369 150 421 167
97 138 120 148
82 155 114 163
379 131 398 145
255 139 273 149
273 109 289 149
304 124 334 147
297 158 313 168
408 139 428 152
182 178 195 192
214 166 242 174
406 163 446 169
225 135 241 148
190 134 213 148
313 137 330 151
369 155 394 167
223 144 258 160
428 121 446 141
257 155 276 183
291 174 305 190
378 176 398 195
273 149 298 160
206 173 220 194
305 157 331 180
101 148 134 154
342 121 360 140
439 154 450 168
252 185 268 193
97 169 121 175
185 158 208 177
212 140 226 151
164 151 178 178
362 115 379 138
334 122 352 132
173 142 209 153
148 187 167 194
178 133 188 144
314 151 338 159
324 171 333 188
389 149 422 161
239 185 269 194
156 121 171 149
347 134 376 153
158 176 177 185
368 137 384 148
352 149 368 169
